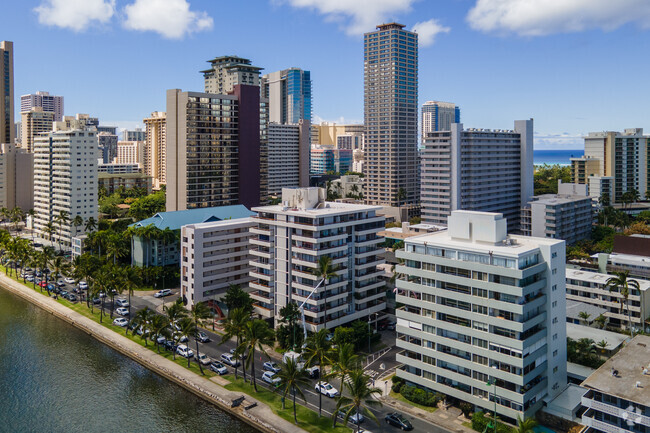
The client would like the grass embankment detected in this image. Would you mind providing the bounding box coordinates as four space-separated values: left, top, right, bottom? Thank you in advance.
389 390 438 413
224 375 352 433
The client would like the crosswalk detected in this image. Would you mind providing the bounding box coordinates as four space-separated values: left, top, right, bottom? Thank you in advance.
342 369 380 386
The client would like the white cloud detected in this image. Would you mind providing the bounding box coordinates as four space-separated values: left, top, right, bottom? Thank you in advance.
313 114 363 125
123 0 213 39
534 132 583 150
467 0 650 36
282 0 418 35
34 0 115 32
413 19 450 46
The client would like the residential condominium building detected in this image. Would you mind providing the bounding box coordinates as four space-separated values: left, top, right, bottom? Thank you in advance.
181 217 256 307
1 41 14 145
249 187 386 330
310 146 352 175
363 23 419 207
97 132 118 164
421 101 460 135
143 111 166 189
20 91 64 121
520 194 593 245
20 107 54 152
267 121 310 196
395 211 567 422
421 120 534 233
123 128 145 142
580 335 650 433
33 122 98 247
312 122 364 149
201 55 263 94
0 143 33 211
114 140 145 166
261 68 312 124
99 172 152 195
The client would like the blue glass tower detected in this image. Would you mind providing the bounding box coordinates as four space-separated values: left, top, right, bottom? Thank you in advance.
262 68 312 124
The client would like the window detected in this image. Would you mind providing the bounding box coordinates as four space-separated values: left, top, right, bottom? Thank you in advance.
551 252 557 258
472 288 488 298
553 350 558 357
473 337 487 348
552 284 557 292
553 366 558 373
552 268 557 275
553 333 558 341
472 305 487 315
552 317 558 324
473 321 488 332
472 354 488 365
552 301 557 308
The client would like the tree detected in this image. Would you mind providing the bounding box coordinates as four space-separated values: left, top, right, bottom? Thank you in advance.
533 164 571 195
105 232 127 264
276 357 310 424
277 302 302 350
596 340 609 352
150 314 170 353
605 271 640 336
394 187 407 207
311 255 339 330
220 307 249 381
595 314 607 329
26 209 36 243
304 329 333 416
178 317 197 368
44 222 56 244
578 311 591 326
516 416 537 433
55 210 69 251
72 215 84 237
165 300 188 359
132 307 155 347
238 319 275 392
328 343 360 424
599 193 611 207
333 369 382 432
188 302 212 375
84 217 97 233
223 284 254 315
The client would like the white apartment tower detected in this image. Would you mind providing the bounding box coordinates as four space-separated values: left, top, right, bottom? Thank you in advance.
421 120 534 232
20 91 64 121
250 188 386 330
33 122 98 247
143 111 166 189
395 211 567 422
267 121 310 196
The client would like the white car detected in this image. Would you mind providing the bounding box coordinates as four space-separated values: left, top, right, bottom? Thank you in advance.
176 344 194 358
196 353 211 365
79 281 88 290
64 277 75 284
209 362 228 375
113 318 128 327
339 410 365 424
263 361 281 373
115 298 129 307
315 381 339 398
262 371 282 387
221 353 240 367
154 289 172 298
115 307 129 316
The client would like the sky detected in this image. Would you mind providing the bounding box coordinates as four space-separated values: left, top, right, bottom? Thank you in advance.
3 0 650 149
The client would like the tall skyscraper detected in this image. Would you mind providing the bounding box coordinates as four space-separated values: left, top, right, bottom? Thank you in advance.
261 68 312 124
20 91 64 121
421 101 460 135
201 55 263 94
363 23 418 207
1 41 14 145
143 111 166 189
20 107 55 153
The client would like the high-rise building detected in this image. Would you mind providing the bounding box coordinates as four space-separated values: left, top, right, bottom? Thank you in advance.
0 143 33 211
97 132 118 164
123 128 145 142
363 23 418 207
261 68 312 124
114 140 145 166
395 210 567 422
421 101 460 135
520 194 593 245
201 55 263 94
267 121 310 196
143 111 166 189
420 120 534 232
20 91 64 121
0 41 14 145
63 114 99 129
166 86 266 211
250 187 386 330
20 107 55 153
312 123 364 149
33 122 98 247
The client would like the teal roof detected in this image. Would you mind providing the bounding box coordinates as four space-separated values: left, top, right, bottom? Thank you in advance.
130 205 255 231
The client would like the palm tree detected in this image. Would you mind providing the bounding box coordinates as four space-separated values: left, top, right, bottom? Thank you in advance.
578 311 591 326
594 314 607 329
37 246 55 295
55 210 69 251
188 302 212 375
395 187 407 207
150 314 170 353
106 233 126 265
72 215 84 236
238 319 275 392
515 415 537 433
311 255 339 330
44 222 56 245
596 340 609 352
220 307 249 380
328 343 360 410
132 307 155 347
304 329 333 416
165 300 188 358
605 271 641 336
178 317 197 368
333 369 382 432
276 357 310 424
84 216 97 233
122 266 140 323
50 256 70 288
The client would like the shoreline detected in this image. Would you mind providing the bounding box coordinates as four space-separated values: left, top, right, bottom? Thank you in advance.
0 274 306 433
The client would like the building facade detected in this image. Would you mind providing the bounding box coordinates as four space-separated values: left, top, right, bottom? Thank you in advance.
364 23 419 207
201 55 262 94
395 211 567 421
143 111 166 189
421 120 534 232
261 68 312 124
99 173 152 195
20 107 54 152
20 91 64 121
520 194 593 245
1 41 14 145
97 132 118 164
250 187 386 330
115 140 145 166
0 143 33 210
267 121 310 196
312 123 364 149
98 163 141 174
421 101 460 135
181 217 255 307
123 128 145 142
33 123 98 247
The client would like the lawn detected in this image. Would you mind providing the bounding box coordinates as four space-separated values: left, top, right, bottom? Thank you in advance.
224 375 353 433
389 390 438 413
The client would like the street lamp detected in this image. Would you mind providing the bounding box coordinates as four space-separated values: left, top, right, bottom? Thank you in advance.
486 379 498 433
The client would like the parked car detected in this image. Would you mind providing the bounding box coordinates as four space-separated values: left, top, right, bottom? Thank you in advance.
384 413 413 430
56 280 65 287
39 281 47 288
164 340 178 352
209 362 228 375
156 335 167 345
79 281 88 290
262 371 282 387
196 331 210 343
173 332 188 343
26 275 34 282
339 411 365 424
113 318 128 327
196 353 211 365
306 366 320 379
92 297 101 305
64 277 75 284
315 382 339 398
67 294 78 303
59 290 68 298
220 353 240 367
176 345 194 358
154 289 172 298
115 307 129 316
47 284 55 291
115 298 129 307
386 322 396 331
263 361 281 373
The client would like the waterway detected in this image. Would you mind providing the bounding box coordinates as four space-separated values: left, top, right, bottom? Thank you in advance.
0 286 258 433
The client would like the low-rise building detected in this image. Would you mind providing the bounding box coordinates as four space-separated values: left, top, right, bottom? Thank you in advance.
98 172 152 195
520 193 593 245
98 163 142 174
331 174 365 200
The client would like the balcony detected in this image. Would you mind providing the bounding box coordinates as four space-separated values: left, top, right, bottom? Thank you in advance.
582 395 650 427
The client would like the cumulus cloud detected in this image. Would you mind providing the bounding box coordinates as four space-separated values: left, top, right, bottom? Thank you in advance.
534 132 583 150
467 0 650 36
34 0 115 32
282 0 418 35
413 19 450 46
123 0 213 39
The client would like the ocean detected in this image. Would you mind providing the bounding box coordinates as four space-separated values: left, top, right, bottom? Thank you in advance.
533 149 583 166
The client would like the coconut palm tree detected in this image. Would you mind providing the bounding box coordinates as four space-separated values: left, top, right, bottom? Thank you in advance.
150 314 170 353
132 307 155 347
72 215 84 236
333 369 382 433
55 210 69 252
44 222 56 245
238 319 275 392
50 256 70 288
178 317 197 368
605 271 641 336
105 233 127 265
37 246 55 295
84 216 97 234
188 301 212 375
578 311 591 326
11 207 23 233
122 266 140 322
166 300 188 359
276 357 310 424
328 343 360 415
304 329 333 416
220 307 249 381
311 255 339 330
394 187 407 207
595 314 607 329
596 340 609 352
515 415 537 433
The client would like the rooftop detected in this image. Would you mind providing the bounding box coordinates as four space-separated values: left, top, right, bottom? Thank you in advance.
566 300 607 322
184 217 254 231
130 205 255 231
581 335 650 406
566 323 628 351
529 194 592 205
566 268 650 292
254 201 382 217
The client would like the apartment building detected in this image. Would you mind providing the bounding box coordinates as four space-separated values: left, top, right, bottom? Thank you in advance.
261 68 312 124
19 107 54 153
421 101 460 135
143 111 166 189
267 121 310 196
123 128 145 142
395 211 567 421
97 132 118 164
181 217 255 307
98 172 152 195
114 140 145 166
0 143 33 210
520 194 593 245
201 55 262 94
249 187 386 330
20 91 64 121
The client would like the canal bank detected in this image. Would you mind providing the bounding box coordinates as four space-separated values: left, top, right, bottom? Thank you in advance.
0 273 306 433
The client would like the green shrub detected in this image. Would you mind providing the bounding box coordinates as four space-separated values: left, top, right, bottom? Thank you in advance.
392 381 403 393
460 402 473 418
399 384 440 407
471 412 513 433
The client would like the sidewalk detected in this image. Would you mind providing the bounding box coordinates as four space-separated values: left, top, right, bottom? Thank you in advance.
0 273 306 433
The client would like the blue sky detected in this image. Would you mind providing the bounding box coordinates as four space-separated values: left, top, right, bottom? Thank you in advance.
3 0 650 149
